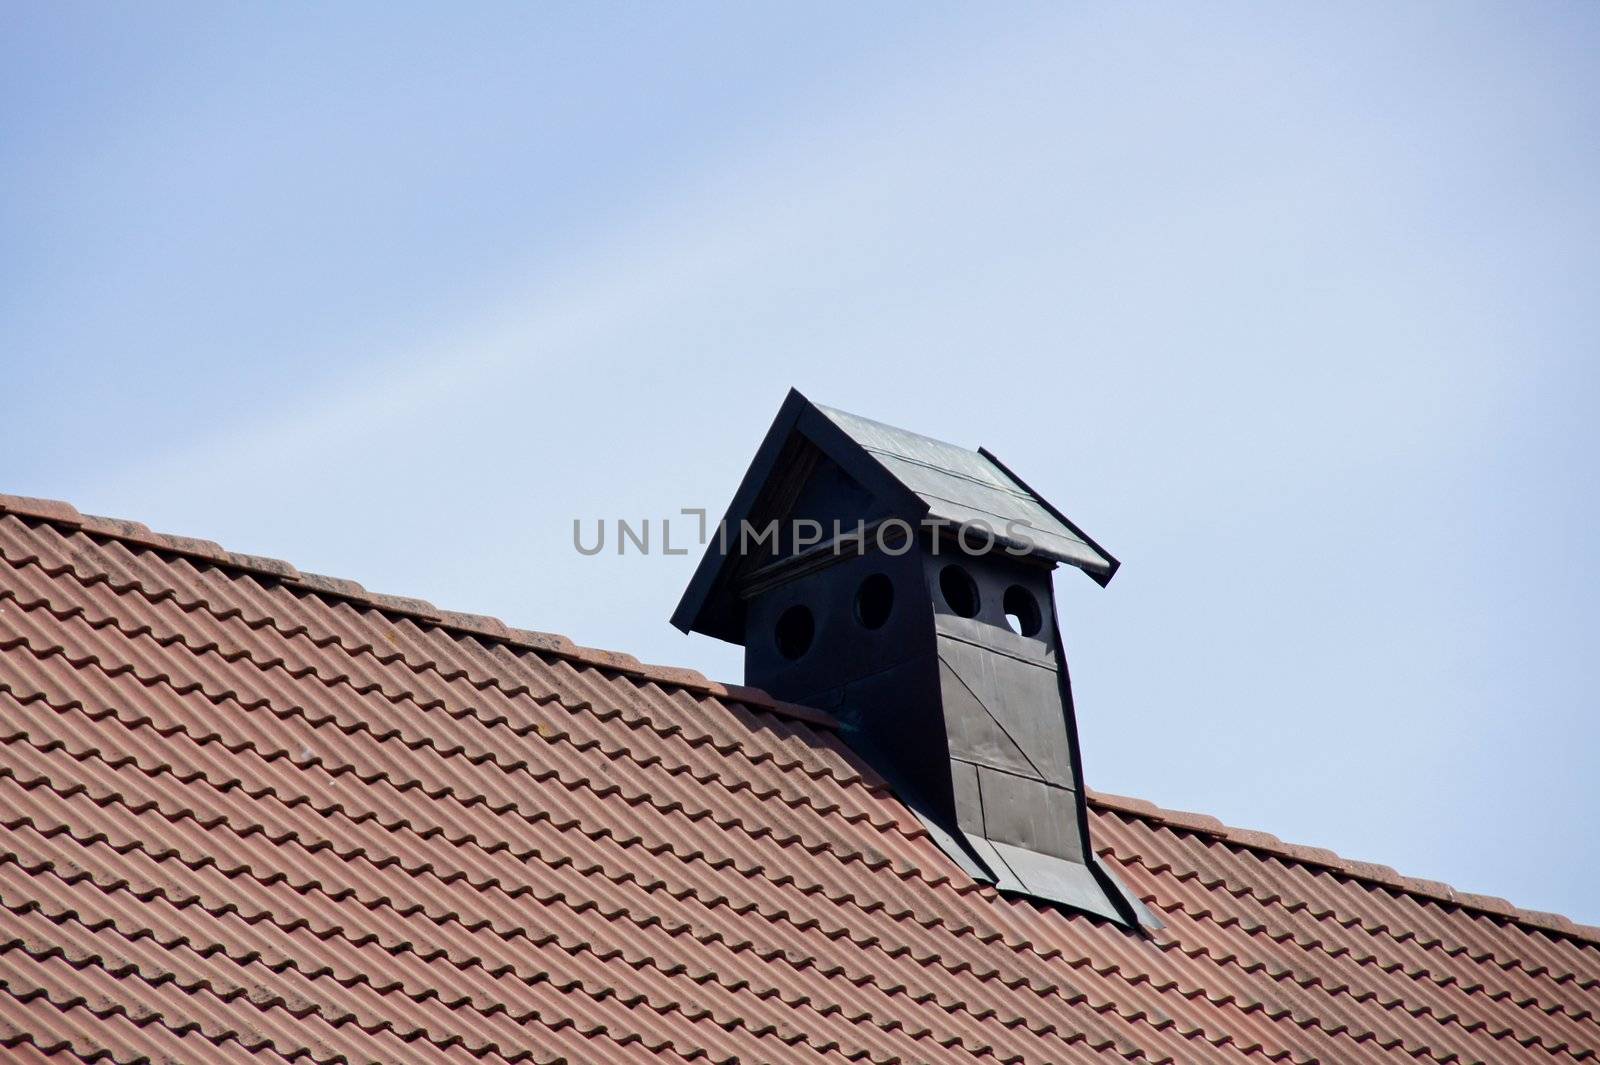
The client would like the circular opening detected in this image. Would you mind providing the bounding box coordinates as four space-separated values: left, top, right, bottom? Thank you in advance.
1003 584 1043 637
853 573 894 629
774 604 814 660
938 564 980 618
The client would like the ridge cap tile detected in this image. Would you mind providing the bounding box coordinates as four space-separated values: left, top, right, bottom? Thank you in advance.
1455 893 1517 918
571 645 645 671
291 570 370 599
223 552 303 582
149 533 229 564
365 592 443 623
507 626 577 654
1400 876 1458 898
0 495 83 527
78 515 164 547
435 610 512 641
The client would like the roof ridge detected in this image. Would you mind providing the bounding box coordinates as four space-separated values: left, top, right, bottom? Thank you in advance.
1086 789 1600 948
0 493 833 731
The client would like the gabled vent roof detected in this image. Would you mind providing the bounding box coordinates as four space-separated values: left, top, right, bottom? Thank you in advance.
674 389 1117 642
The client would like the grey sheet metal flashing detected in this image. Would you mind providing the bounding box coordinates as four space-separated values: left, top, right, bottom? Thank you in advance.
844 728 997 886
1096 856 1164 929
850 725 1155 926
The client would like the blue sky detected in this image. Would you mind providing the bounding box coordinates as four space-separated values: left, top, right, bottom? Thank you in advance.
5 3 1598 923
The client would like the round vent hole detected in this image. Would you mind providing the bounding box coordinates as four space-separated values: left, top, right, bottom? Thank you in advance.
939 564 980 618
1003 584 1043 637
774 605 814 660
854 573 894 629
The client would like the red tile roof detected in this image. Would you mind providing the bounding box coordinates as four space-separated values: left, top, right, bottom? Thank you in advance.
0 491 1595 1064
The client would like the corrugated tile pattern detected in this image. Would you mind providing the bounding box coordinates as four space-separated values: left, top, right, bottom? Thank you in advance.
0 495 1595 1064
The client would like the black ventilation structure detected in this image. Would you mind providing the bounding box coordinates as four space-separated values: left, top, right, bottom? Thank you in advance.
672 389 1155 926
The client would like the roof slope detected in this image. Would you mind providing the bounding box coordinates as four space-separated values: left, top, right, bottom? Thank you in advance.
812 402 1115 575
0 493 1595 1065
